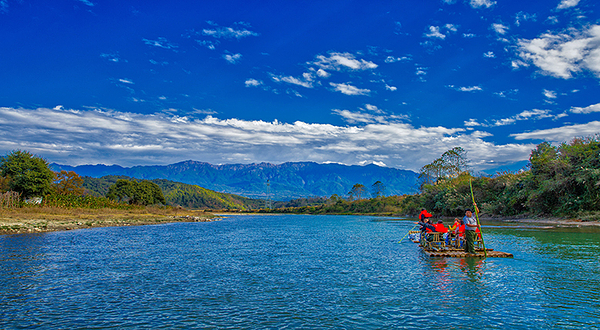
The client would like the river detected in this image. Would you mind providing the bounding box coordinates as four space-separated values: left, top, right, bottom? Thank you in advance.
1 214 599 329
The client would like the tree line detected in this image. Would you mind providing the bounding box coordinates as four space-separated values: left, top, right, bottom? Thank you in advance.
264 136 600 219
0 150 164 207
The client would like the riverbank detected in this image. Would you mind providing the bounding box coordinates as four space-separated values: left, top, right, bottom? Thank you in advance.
0 206 218 235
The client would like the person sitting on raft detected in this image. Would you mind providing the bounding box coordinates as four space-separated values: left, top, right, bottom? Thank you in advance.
432 219 450 244
433 220 448 233
449 218 465 248
418 209 435 233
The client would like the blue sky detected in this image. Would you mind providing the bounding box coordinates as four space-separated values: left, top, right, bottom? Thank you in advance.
1 0 599 172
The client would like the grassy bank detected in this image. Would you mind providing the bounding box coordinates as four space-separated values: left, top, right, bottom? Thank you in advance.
0 206 218 235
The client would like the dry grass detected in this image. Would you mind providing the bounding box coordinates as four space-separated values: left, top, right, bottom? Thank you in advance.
0 206 218 235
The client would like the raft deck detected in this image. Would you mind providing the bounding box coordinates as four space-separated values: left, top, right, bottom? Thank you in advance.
423 248 513 258
408 231 513 258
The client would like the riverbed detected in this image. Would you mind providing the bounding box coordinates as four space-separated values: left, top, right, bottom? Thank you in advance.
1 215 598 329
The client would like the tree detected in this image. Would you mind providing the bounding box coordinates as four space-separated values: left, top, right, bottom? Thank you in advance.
419 147 469 187
371 181 386 198
54 170 85 195
106 179 134 203
0 150 55 199
348 183 366 200
107 179 165 206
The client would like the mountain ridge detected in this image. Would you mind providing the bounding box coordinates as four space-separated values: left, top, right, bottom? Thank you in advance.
52 161 419 200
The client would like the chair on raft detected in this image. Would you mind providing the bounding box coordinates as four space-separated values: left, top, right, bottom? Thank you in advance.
420 232 446 251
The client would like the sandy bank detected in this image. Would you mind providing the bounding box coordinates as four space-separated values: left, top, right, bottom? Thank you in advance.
0 207 218 235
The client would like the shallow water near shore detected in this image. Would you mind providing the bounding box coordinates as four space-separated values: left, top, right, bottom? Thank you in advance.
1 214 599 329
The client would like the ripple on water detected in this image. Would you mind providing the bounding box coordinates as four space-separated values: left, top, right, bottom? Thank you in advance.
1 215 599 329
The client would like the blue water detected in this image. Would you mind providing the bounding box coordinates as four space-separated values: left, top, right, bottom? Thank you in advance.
1 215 599 329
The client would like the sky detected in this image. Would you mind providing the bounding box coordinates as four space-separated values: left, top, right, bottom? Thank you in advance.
1 0 599 172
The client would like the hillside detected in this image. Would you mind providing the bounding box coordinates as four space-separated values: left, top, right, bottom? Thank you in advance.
54 161 419 200
83 176 264 210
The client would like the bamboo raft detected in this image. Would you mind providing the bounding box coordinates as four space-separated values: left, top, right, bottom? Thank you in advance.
408 230 513 258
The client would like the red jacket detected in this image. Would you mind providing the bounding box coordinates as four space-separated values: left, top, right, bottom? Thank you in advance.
419 210 433 221
433 223 448 233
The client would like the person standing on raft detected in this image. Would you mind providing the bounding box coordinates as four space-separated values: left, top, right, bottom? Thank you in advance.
463 203 480 255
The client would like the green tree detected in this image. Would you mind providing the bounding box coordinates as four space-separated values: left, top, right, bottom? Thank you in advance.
371 180 386 198
419 147 468 187
348 183 366 200
0 150 55 199
106 179 165 206
106 179 134 203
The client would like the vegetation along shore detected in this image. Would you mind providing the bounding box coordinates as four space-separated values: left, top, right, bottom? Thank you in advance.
2 135 600 235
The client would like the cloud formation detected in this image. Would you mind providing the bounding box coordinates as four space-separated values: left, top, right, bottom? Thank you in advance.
0 107 534 171
202 24 259 39
142 37 178 51
511 121 600 141
310 52 378 71
514 25 600 79
223 53 242 64
570 103 600 114
271 73 315 88
469 0 495 9
492 23 509 35
557 0 580 10
448 85 482 92
466 109 561 127
330 82 370 96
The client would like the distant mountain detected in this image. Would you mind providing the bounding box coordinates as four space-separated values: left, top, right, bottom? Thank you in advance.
52 161 419 200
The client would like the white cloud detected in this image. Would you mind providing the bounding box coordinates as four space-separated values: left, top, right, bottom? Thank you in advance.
364 104 385 114
463 33 476 38
546 16 559 25
119 78 134 84
570 103 600 114
101 53 126 63
197 40 218 50
464 118 483 127
492 23 509 35
483 51 496 58
425 26 446 39
445 24 458 32
142 37 178 51
310 52 378 71
515 25 600 79
333 109 384 124
515 12 536 26
385 85 397 91
271 74 314 88
316 69 331 78
511 121 600 141
330 82 370 96
223 53 242 64
385 56 411 63
77 0 95 6
448 85 482 92
245 79 263 87
557 0 580 10
202 25 258 39
492 109 555 126
0 107 534 171
543 89 557 99
469 0 496 8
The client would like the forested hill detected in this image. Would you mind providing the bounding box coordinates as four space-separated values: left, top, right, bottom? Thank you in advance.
83 175 264 210
53 161 419 200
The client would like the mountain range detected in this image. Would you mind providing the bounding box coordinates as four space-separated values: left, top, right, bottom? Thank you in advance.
51 161 420 200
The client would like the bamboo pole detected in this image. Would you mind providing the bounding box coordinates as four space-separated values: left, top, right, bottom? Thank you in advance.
470 178 487 258
398 224 419 243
